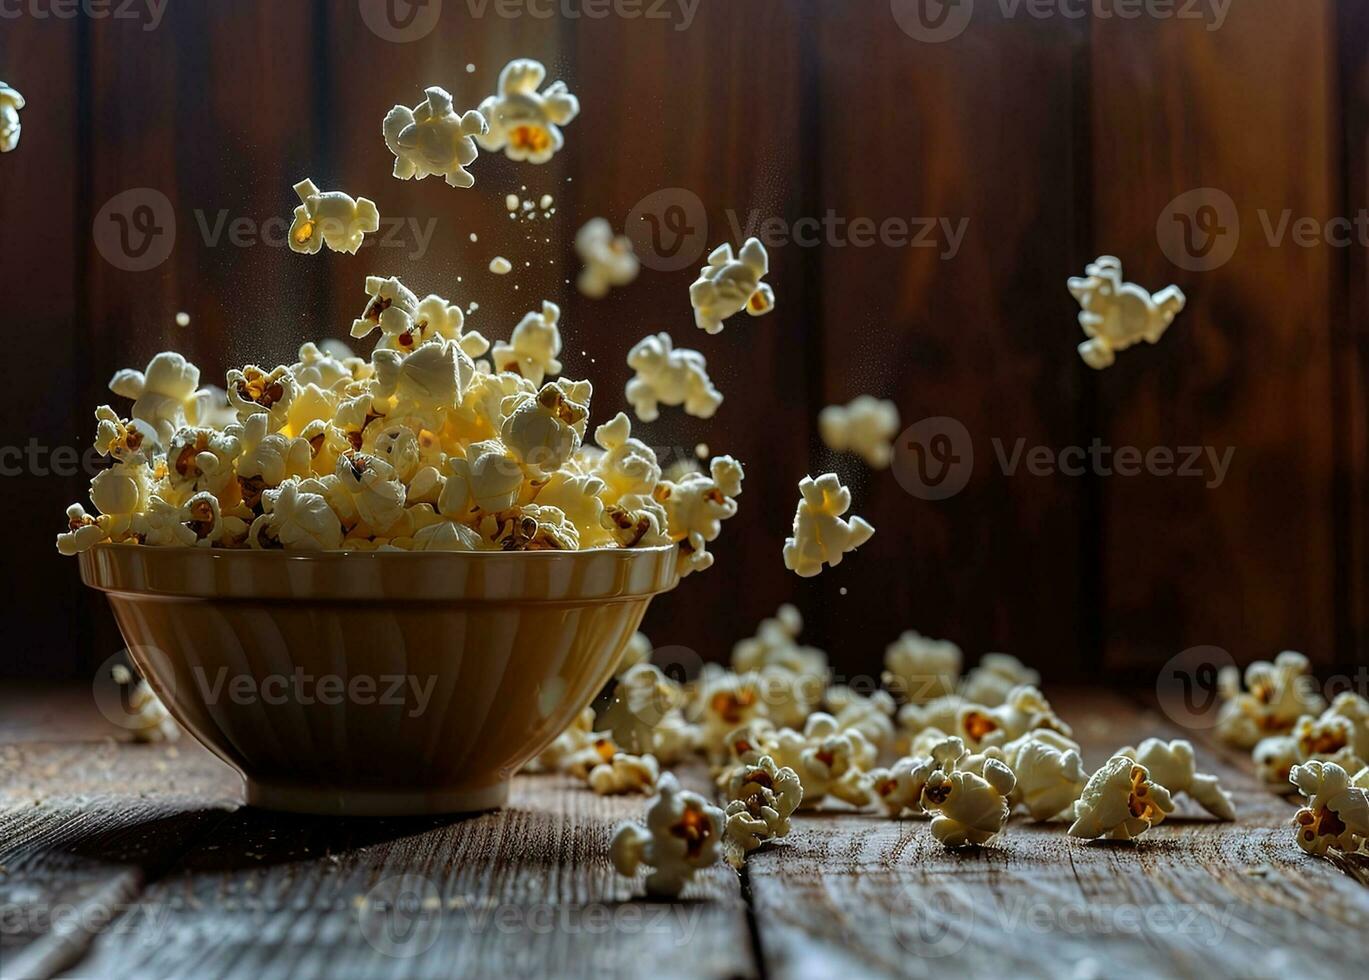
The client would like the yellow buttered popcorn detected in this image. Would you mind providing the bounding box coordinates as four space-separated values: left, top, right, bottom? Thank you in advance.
575 218 639 298
782 473 874 578
919 737 1016 848
1112 737 1234 822
720 755 803 868
625 333 723 422
1216 651 1326 749
248 481 343 550
883 629 962 705
288 178 379 255
500 380 591 480
476 59 579 164
227 365 298 433
384 85 488 189
1290 760 1369 857
819 396 900 470
1067 255 1186 369
492 301 563 385
57 505 109 556
1068 755 1175 841
611 773 724 898
690 238 774 334
0 81 23 152
588 751 660 796
655 456 744 577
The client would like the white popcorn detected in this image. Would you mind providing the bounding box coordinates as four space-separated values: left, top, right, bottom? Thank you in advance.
384 85 488 189
897 695 965 745
291 340 366 389
410 517 483 551
500 379 590 480
868 755 936 817
991 733 1087 822
0 81 23 152
1321 692 1369 760
625 333 723 422
109 352 216 449
1112 738 1235 821
610 773 724 898
133 496 199 548
56 504 109 556
1068 756 1175 841
689 238 774 334
476 59 579 164
956 685 1072 750
288 178 379 255
489 256 512 275
438 439 524 518
534 471 611 547
920 737 1016 847
655 456 744 577
772 713 875 809
882 630 962 705
590 412 661 502
782 473 874 578
731 606 826 730
588 751 660 796
1067 255 1186 369
109 664 179 742
1291 713 1367 775
825 685 896 753
492 301 563 385
248 481 343 550
575 218 639 298
1290 761 1369 857
371 338 474 429
333 452 409 536
524 707 596 773
819 396 900 469
960 652 1040 708
598 663 685 757
720 755 803 867
1253 735 1301 791
351 275 421 344
1216 651 1326 749
478 502 579 551
697 668 766 763
227 365 298 433
230 414 312 510
182 491 249 548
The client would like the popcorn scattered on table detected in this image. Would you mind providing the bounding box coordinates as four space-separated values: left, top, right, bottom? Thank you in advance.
1112 738 1235 821
883 630 962 705
384 85 489 189
1068 756 1175 841
109 664 179 742
0 81 23 153
575 218 639 298
288 179 380 255
524 706 598 773
731 604 827 729
868 754 935 818
598 663 685 757
690 238 775 334
588 751 660 796
1216 651 1326 749
625 333 723 422
954 685 1072 751
920 736 1016 848
988 731 1086 821
611 773 724 898
782 473 874 577
476 59 579 164
772 713 876 810
1253 735 1301 792
1067 255 1186 369
825 685 896 754
819 396 900 469
960 652 1040 708
720 755 803 867
1290 761 1369 857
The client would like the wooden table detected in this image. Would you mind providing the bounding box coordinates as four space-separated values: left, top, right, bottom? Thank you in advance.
2 686 1366 980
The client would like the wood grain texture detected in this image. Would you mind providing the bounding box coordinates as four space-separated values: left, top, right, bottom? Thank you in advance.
1089 1 1340 670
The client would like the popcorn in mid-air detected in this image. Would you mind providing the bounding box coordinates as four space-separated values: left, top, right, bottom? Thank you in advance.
625 333 723 422
690 238 775 334
611 773 724 898
1112 738 1235 821
384 85 489 189
654 456 744 577
1290 760 1369 857
492 301 563 385
476 59 579 164
575 218 639 298
109 664 179 742
288 179 380 255
919 737 1016 848
1215 651 1326 749
883 630 962 704
489 256 512 275
0 81 23 152
1068 756 1175 841
1067 255 1186 369
720 755 803 867
819 396 900 469
782 473 874 577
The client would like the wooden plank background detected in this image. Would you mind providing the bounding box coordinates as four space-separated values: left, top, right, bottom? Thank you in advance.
1 0 1363 683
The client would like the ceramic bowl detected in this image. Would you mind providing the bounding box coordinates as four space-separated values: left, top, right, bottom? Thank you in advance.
79 543 679 816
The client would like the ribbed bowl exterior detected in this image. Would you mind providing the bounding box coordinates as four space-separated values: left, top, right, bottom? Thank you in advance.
80 545 680 815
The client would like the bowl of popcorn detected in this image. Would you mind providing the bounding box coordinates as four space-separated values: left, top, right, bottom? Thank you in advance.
62 278 745 816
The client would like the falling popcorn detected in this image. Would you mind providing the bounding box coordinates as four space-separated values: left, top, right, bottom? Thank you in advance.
819 396 900 469
575 218 639 298
288 179 380 255
782 473 874 577
1068 755 1175 841
1067 255 1186 369
1111 738 1235 821
489 256 512 275
0 81 22 152
655 455 744 578
1290 760 1369 857
611 773 724 898
384 85 489 189
476 59 580 164
689 238 775 334
625 333 722 422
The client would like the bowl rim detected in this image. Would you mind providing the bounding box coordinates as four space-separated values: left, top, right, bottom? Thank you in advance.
79 541 679 560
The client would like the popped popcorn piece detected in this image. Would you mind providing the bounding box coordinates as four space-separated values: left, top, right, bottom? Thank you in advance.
883 630 962 705
1253 735 1302 791
610 773 724 898
410 517 484 551
371 337 474 428
479 502 580 551
230 414 312 510
897 695 965 745
920 737 1016 848
492 301 563 385
438 439 524 518
0 81 23 152
109 352 216 449
248 481 344 550
819 396 900 469
333 451 407 536
183 490 249 548
648 711 702 766
351 275 421 344
720 755 803 867
1067 255 1186 369
772 713 876 810
226 365 299 434
1068 756 1175 841
1321 691 1369 760
489 256 512 275
991 732 1087 821
1290 761 1369 857
1216 651 1326 749
698 667 766 763
476 59 579 164
1112 738 1235 822
826 685 896 753
291 340 367 390
955 685 1072 751
598 663 685 756
655 456 743 578
721 719 780 769
689 238 774 334
56 504 109 555
625 333 723 422
590 412 661 502
109 664 179 742
782 473 874 578
564 734 622 780
532 471 611 547
575 218 639 298
868 755 936 817
384 85 488 189
960 652 1041 708
732 604 827 681
588 751 660 796
524 706 597 773
500 379 590 479
133 495 199 548
288 178 379 255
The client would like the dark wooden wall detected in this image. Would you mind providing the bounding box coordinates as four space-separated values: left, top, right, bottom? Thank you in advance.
1 0 1363 683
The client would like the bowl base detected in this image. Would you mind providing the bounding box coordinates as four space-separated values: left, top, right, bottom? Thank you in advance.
245 779 511 817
